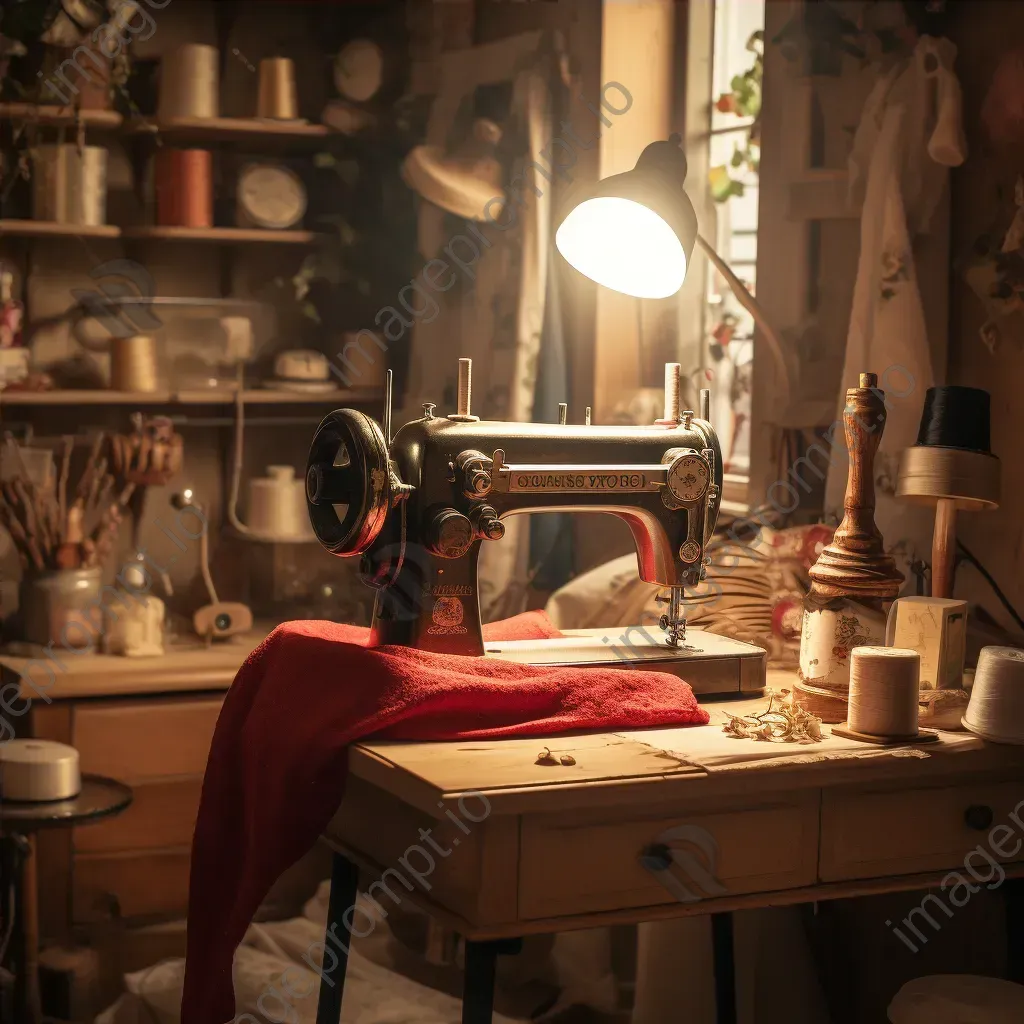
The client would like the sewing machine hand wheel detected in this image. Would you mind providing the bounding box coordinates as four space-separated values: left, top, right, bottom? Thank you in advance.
306 409 393 556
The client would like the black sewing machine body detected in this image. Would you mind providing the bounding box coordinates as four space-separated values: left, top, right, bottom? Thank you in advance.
400 415 716 653
306 362 766 695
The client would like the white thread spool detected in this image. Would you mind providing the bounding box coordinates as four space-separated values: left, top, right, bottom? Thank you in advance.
963 646 1024 744
0 739 81 801
848 646 921 739
248 466 313 540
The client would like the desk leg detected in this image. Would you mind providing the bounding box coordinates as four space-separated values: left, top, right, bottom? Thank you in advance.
1006 877 1024 983
462 938 522 1024
315 852 359 1024
711 911 737 1024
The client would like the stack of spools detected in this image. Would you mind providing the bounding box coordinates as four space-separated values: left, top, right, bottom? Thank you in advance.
156 44 217 228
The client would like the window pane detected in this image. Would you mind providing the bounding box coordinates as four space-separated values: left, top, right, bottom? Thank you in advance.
708 0 764 476
729 233 758 263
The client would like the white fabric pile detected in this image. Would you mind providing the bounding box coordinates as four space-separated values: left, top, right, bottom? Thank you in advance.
96 885 524 1024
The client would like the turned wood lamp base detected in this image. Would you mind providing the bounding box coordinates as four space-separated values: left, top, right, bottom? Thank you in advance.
808 373 904 602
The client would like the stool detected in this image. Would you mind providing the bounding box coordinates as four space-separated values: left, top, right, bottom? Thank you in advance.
888 975 1024 1023
0 774 132 1024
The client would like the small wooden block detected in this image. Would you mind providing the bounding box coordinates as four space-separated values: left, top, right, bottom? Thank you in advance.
831 724 940 746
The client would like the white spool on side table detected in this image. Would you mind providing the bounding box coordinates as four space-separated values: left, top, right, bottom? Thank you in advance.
0 740 81 802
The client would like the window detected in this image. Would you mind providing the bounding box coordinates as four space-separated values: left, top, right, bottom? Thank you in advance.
704 0 764 477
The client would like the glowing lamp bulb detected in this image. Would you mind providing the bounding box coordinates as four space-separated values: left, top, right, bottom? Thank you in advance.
555 198 687 299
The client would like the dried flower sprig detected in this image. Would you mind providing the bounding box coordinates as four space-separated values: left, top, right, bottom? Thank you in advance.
722 689 825 743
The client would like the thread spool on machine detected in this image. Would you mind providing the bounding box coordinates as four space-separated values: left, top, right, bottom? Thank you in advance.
897 386 1000 599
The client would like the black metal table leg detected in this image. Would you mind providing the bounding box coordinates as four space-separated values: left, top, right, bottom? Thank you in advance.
462 938 522 1024
315 852 360 1024
711 911 737 1024
1006 877 1024 983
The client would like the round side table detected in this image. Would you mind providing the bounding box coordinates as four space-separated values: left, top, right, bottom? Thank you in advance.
1 774 132 1024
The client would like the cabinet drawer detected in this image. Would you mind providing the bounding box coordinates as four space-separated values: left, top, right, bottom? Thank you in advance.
519 794 819 920
74 777 203 853
73 848 191 923
820 780 1024 881
73 697 222 780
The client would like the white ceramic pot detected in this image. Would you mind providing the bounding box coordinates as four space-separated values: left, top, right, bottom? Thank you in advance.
798 599 887 691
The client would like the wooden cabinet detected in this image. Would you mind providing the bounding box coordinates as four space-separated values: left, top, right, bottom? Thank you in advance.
27 692 225 939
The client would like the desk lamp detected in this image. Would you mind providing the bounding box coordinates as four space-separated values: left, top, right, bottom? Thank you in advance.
554 134 787 394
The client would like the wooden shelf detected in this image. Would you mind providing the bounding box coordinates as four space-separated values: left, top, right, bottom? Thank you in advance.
127 115 332 146
0 388 380 407
122 225 318 244
0 107 332 144
0 220 121 239
0 222 321 244
0 103 124 130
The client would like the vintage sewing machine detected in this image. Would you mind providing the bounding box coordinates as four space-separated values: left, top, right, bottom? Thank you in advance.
305 359 765 696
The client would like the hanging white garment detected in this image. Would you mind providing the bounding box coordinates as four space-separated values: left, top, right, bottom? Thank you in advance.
825 37 967 571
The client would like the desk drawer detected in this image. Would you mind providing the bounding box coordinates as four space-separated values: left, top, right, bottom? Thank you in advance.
820 780 1024 882
519 794 819 920
74 697 222 780
73 848 191 923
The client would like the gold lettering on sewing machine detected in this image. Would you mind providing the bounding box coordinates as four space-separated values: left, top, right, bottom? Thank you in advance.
431 584 474 597
509 471 652 492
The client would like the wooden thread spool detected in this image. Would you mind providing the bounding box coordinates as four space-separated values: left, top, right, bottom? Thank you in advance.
159 44 219 120
156 149 213 228
111 335 159 393
963 646 1024 744
847 646 921 740
257 58 299 120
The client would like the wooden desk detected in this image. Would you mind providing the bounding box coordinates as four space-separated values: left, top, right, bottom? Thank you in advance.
319 678 1024 1024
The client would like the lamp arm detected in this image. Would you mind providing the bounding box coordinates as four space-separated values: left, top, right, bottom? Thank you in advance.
695 232 791 408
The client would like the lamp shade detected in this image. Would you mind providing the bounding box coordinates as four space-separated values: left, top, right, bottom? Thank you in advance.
554 135 698 299
402 118 504 222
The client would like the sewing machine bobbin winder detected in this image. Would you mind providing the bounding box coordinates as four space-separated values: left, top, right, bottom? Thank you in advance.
305 359 765 697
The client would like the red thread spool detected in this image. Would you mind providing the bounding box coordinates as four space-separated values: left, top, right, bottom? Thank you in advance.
156 149 213 228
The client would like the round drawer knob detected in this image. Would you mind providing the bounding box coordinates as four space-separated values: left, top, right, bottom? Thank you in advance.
964 804 994 831
639 842 673 872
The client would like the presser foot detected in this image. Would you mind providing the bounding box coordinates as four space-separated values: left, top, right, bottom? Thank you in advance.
659 614 687 647
656 588 687 648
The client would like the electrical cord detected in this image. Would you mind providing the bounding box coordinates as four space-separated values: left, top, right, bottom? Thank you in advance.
956 540 1024 633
